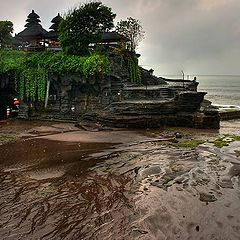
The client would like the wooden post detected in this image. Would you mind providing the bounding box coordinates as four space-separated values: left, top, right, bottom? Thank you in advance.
181 70 185 89
44 73 50 108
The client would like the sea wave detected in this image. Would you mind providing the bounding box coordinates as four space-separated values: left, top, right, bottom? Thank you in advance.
197 76 240 106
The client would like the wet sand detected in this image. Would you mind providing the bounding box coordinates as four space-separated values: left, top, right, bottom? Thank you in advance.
0 119 240 239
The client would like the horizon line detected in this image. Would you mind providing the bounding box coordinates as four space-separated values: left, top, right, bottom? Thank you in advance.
160 74 240 77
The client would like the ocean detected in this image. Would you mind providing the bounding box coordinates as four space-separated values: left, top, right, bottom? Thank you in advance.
197 75 240 106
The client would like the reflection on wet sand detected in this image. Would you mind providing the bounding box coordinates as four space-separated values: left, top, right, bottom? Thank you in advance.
1 120 240 239
0 138 136 239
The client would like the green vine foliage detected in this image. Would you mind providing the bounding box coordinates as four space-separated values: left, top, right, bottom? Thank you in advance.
0 50 26 72
0 50 111 101
83 54 111 77
127 56 142 85
0 50 26 95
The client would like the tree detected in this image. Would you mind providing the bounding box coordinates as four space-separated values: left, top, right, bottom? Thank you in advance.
0 21 13 49
116 17 144 52
59 1 116 55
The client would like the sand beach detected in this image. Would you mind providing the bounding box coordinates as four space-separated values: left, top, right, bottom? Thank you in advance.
0 119 240 239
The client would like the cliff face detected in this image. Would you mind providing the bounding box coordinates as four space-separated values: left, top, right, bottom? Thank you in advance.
18 54 219 129
97 90 219 129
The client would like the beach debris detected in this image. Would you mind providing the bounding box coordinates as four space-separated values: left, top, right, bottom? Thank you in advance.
199 192 217 202
175 132 182 139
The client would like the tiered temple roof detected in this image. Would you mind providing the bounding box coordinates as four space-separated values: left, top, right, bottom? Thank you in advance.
44 13 63 40
100 32 129 43
16 10 47 40
15 11 129 50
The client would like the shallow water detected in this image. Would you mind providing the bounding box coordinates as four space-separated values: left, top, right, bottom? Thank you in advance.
0 138 136 239
197 75 240 106
1 120 240 239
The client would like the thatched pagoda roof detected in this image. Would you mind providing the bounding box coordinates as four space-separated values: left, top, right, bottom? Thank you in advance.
24 21 40 28
24 10 41 27
49 23 58 30
91 31 130 43
17 24 48 40
44 13 63 40
49 13 63 32
44 31 58 39
51 13 63 23
27 10 40 19
16 10 47 40
101 32 129 42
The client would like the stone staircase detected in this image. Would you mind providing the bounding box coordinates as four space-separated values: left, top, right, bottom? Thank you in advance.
17 104 29 119
17 103 81 122
110 75 128 93
36 112 81 122
122 85 175 100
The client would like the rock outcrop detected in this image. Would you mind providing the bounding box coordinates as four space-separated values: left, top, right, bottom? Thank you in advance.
96 91 220 129
16 53 219 129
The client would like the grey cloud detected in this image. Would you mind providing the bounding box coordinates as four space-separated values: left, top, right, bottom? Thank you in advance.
132 0 240 74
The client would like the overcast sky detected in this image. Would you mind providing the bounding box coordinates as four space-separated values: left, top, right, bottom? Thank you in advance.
1 0 240 76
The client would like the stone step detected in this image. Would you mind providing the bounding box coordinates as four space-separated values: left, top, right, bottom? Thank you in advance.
122 86 176 100
17 105 29 119
35 112 81 122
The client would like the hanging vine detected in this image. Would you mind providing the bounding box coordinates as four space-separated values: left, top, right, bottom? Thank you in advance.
127 55 142 85
19 73 25 100
0 50 111 102
37 69 47 101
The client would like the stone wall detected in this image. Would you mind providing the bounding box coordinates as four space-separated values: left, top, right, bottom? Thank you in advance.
47 73 118 114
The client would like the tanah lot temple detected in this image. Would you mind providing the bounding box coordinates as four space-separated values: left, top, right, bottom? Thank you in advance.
12 10 219 129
